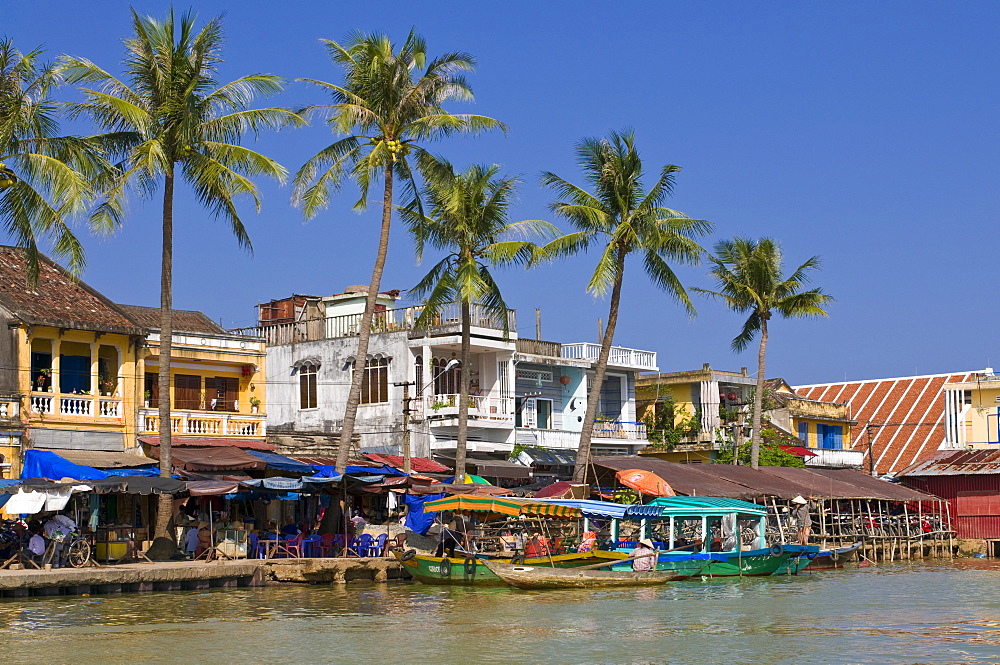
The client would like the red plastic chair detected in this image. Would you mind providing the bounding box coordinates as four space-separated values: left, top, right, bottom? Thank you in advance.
283 533 304 558
318 533 336 557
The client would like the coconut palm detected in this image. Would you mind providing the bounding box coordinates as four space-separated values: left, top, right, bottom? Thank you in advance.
61 9 300 545
0 39 109 282
293 30 506 473
542 130 712 483
694 237 833 468
401 159 554 483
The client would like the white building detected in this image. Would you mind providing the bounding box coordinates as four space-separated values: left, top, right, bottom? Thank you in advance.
235 287 657 463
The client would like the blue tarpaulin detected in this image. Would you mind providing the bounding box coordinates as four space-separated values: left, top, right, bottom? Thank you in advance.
402 492 445 535
21 450 109 480
246 450 314 474
311 464 406 478
104 466 160 477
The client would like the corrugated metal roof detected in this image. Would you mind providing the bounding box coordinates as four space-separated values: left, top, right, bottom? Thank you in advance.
794 372 975 475
138 436 273 451
897 449 1000 476
49 449 157 469
363 453 450 473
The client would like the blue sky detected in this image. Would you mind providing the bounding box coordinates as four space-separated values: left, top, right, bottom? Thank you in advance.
6 2 999 385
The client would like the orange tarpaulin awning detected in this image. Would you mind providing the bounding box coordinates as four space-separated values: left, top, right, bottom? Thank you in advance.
616 468 675 497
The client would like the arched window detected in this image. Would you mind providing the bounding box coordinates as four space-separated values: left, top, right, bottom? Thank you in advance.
432 357 461 395
415 356 424 396
361 356 389 404
299 362 318 409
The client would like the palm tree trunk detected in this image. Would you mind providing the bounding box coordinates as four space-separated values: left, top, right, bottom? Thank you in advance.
154 167 175 545
455 300 471 485
573 247 626 483
750 316 769 469
336 164 394 473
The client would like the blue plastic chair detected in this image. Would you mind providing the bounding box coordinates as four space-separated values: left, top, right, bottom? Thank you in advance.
367 533 388 557
302 535 322 558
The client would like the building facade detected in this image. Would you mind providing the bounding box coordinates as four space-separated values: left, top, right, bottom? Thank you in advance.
241 288 656 461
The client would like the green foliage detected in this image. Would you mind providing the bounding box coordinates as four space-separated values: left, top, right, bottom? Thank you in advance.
643 396 700 450
714 428 807 467
509 443 544 462
0 39 111 282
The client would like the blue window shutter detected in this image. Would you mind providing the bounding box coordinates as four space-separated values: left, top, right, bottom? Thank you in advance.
831 425 843 450
798 422 809 445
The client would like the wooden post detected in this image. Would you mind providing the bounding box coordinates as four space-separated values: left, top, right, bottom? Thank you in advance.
945 500 954 559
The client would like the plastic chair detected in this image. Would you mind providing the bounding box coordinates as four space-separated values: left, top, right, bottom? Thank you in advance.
248 533 262 559
302 535 322 558
346 536 363 557
318 533 336 557
391 532 407 551
283 533 304 558
367 533 388 557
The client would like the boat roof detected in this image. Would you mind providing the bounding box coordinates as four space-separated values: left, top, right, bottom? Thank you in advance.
536 498 632 519
625 496 768 518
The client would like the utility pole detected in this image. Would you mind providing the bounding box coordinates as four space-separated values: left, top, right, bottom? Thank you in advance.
394 381 416 474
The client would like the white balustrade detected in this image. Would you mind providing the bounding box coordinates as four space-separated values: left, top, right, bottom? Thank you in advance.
423 394 513 422
0 400 17 418
30 395 53 414
138 409 266 437
59 397 93 416
561 342 657 370
98 399 121 417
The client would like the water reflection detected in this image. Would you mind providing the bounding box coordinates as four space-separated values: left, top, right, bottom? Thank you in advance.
1 561 1000 664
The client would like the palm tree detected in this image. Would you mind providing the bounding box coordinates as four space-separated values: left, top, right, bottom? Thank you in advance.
0 39 109 282
61 9 300 546
694 238 833 468
401 159 554 483
542 130 712 483
293 30 505 473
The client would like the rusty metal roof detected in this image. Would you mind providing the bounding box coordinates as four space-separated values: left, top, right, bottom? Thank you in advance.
118 304 227 335
896 449 1000 477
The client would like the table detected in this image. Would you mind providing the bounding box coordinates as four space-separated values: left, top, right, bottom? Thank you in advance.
259 539 297 560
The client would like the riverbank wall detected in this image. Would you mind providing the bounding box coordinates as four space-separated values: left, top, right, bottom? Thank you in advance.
0 558 408 598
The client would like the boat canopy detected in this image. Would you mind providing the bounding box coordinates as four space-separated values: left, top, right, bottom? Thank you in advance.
536 499 632 519
626 496 768 519
422 494 582 519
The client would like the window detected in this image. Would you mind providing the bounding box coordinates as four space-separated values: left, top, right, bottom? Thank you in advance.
817 424 843 450
30 338 52 392
205 376 239 411
174 375 201 410
59 341 91 394
415 356 424 396
360 357 389 404
299 363 318 409
432 357 461 395
536 399 552 429
798 422 809 445
144 373 159 408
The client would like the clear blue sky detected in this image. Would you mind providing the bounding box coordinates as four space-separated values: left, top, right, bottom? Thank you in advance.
6 2 999 385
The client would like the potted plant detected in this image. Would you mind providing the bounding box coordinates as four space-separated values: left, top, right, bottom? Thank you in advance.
36 368 51 392
144 390 151 408
100 379 116 396
249 396 261 414
198 391 206 410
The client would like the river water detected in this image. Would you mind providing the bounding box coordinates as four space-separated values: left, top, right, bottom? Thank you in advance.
1 560 999 664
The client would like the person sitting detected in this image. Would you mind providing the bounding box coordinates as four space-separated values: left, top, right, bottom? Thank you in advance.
195 524 212 558
184 523 202 559
577 531 598 553
434 527 465 558
43 513 77 568
23 525 46 566
629 538 657 572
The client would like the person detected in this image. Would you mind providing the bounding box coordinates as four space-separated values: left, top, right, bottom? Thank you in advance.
792 495 811 545
629 538 657 572
195 523 212 558
24 525 46 566
43 513 77 568
350 511 367 531
524 532 551 558
577 530 597 553
184 523 203 558
434 525 465 558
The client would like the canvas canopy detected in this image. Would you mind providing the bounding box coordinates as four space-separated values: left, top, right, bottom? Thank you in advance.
615 469 676 497
422 494 581 519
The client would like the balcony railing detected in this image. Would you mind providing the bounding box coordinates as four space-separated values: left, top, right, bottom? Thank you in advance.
560 343 658 370
593 419 648 440
422 394 514 423
0 397 19 420
804 448 865 468
139 409 266 437
28 391 122 419
231 302 517 346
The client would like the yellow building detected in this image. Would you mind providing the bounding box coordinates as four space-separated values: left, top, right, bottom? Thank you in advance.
766 379 859 467
0 246 146 478
118 306 267 453
943 372 1000 449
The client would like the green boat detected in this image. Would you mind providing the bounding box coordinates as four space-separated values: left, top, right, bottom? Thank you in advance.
394 550 629 586
772 544 821 575
620 497 793 577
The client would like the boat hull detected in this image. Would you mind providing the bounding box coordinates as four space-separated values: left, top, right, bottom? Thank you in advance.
393 550 628 586
484 560 679 589
810 543 861 570
611 553 714 579
703 547 795 577
773 545 821 575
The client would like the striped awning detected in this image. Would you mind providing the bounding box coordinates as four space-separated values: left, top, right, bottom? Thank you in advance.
422 494 581 519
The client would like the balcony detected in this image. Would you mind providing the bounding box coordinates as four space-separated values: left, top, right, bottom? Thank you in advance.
232 302 517 346
139 409 266 437
804 448 865 469
422 394 514 424
560 343 658 371
593 419 648 440
28 391 123 419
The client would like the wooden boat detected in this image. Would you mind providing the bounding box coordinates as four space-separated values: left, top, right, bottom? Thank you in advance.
809 542 860 570
772 544 821 575
393 549 628 586
484 559 678 589
610 552 715 579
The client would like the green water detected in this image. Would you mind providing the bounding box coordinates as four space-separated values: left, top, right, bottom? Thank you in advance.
1 560 1000 664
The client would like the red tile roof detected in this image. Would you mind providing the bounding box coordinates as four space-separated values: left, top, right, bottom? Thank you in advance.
0 246 143 335
364 453 451 473
794 372 974 475
118 304 227 335
138 436 274 451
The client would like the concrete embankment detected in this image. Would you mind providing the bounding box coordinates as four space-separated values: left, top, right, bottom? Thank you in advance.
0 558 409 598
